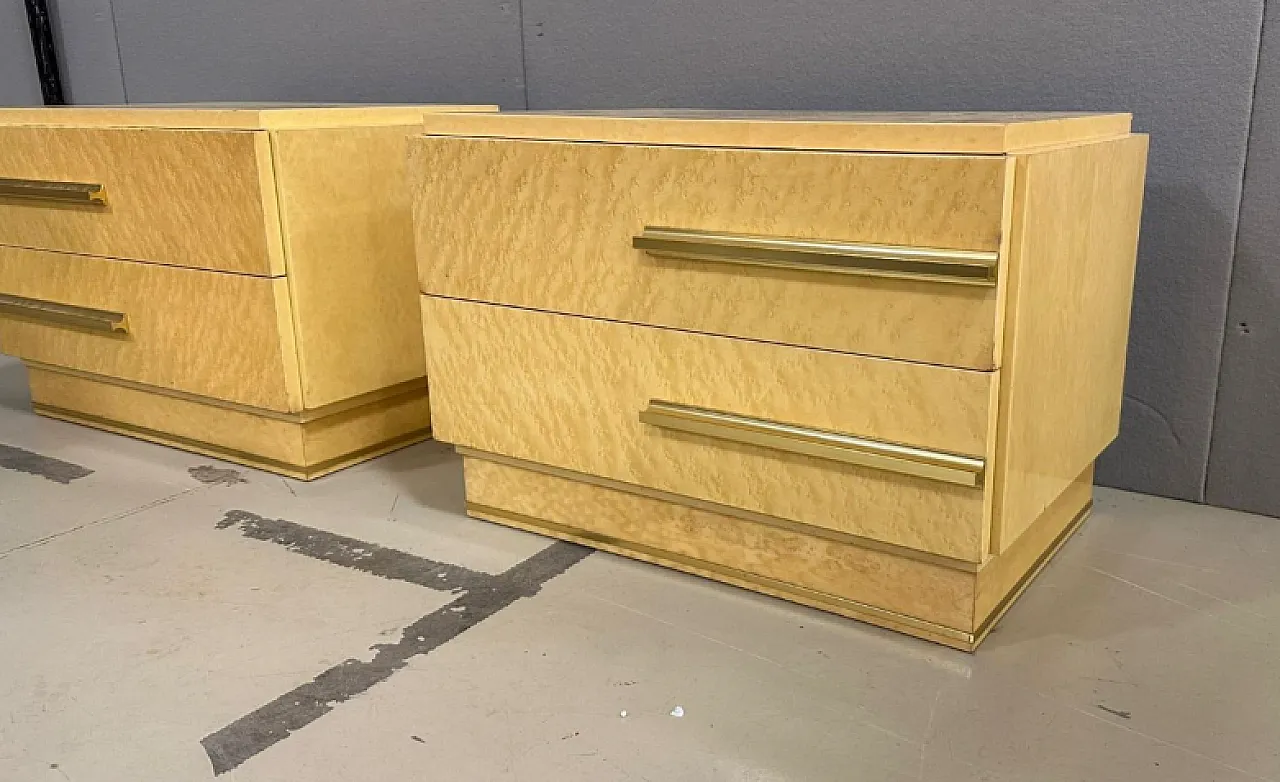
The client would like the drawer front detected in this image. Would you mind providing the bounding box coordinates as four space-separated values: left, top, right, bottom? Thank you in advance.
0 126 282 275
424 296 994 561
412 137 1009 369
0 246 299 411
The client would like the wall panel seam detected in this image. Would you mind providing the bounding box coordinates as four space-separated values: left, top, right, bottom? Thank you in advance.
103 0 130 102
515 0 530 109
1204 0 1270 501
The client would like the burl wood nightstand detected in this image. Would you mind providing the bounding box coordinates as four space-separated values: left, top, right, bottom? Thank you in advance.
410 111 1147 649
0 103 493 479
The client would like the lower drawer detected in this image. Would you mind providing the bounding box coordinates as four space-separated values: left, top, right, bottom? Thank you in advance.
0 245 300 411
423 296 997 561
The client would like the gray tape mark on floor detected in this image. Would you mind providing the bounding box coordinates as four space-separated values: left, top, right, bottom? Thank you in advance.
189 466 247 486
202 529 591 775
216 510 494 592
0 443 93 484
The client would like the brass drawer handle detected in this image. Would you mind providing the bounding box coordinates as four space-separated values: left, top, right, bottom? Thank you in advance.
640 399 984 487
0 293 129 334
0 177 108 206
633 227 998 286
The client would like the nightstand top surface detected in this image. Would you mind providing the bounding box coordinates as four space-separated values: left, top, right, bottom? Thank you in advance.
0 103 497 130
420 110 1133 154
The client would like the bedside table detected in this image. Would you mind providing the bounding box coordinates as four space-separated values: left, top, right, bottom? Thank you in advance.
0 103 493 479
409 111 1148 650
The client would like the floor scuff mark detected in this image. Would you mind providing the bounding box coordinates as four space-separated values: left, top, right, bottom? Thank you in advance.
0 443 93 484
201 522 591 776
189 466 247 486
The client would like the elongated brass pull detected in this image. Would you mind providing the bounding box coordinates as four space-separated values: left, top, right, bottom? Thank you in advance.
640 399 984 487
0 177 108 206
0 293 128 334
633 227 998 286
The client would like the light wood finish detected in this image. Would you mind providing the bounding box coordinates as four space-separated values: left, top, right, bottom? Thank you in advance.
462 454 1095 650
419 110 1133 154
409 112 1148 646
0 246 300 411
301 387 432 467
423 296 993 561
29 365 306 466
458 446 981 572
990 136 1149 552
0 104 494 477
0 104 496 130
464 455 975 631
273 125 430 407
974 467 1094 628
27 366 430 480
0 125 284 275
412 137 1007 367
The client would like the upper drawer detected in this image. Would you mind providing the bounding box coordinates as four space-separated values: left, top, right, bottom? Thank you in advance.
0 126 284 275
423 296 994 562
0 245 299 411
412 137 1010 369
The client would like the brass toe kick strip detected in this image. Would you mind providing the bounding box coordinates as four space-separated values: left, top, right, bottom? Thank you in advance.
456 447 980 572
0 293 129 334
971 500 1093 647
633 227 998 286
640 400 985 487
0 177 108 206
34 402 431 480
468 501 976 649
25 362 426 424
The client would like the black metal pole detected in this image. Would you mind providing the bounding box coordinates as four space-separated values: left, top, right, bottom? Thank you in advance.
23 0 66 105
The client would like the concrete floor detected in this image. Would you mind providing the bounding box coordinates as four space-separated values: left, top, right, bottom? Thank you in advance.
1 354 1277 782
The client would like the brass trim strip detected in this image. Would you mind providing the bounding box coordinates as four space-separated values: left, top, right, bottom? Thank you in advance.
25 361 426 424
299 378 429 423
455 447 982 571
971 501 1092 648
468 501 976 649
639 400 985 487
0 293 128 334
633 227 998 286
0 177 107 206
33 402 431 480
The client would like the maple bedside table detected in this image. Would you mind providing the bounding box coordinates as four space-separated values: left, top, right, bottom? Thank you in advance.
0 103 493 479
409 111 1147 650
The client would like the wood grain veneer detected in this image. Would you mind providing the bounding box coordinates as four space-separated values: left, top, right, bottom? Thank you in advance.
423 296 993 561
990 136 1148 551
406 111 1147 647
0 104 491 477
0 125 283 274
412 138 1008 367
0 246 299 411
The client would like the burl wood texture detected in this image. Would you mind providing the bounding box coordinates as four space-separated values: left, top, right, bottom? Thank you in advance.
412 137 1007 368
418 111 1133 154
991 136 1148 551
0 126 283 275
464 455 976 631
273 126 429 408
27 366 431 479
424 296 993 561
0 246 300 411
28 366 307 467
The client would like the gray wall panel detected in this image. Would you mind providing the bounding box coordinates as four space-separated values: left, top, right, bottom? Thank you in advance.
1 2 43 105
521 0 1265 501
48 0 126 104
108 0 526 107
1207 3 1280 515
